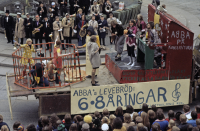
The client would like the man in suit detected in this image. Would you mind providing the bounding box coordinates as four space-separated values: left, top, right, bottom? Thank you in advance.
79 0 90 15
75 8 82 42
43 16 53 50
98 15 108 47
4 10 14 44
33 15 43 48
24 13 33 40
37 2 47 20
58 0 67 16
15 12 25 44
49 2 59 23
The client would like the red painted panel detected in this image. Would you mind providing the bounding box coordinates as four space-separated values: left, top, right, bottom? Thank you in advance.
148 4 155 22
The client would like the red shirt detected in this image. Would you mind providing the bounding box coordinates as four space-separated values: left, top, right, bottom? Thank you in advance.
81 21 84 27
197 113 200 119
53 47 62 69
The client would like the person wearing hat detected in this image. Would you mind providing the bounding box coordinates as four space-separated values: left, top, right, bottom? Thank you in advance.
4 10 14 44
107 12 116 44
62 13 74 47
23 13 33 40
88 15 98 35
49 2 58 22
81 123 90 131
33 15 43 48
37 2 47 19
98 15 108 47
43 16 53 50
102 123 109 131
58 0 68 16
90 0 100 21
15 12 25 44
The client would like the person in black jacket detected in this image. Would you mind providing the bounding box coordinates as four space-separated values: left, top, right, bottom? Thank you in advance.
111 20 125 61
4 10 14 44
58 0 67 16
24 13 33 40
79 0 90 15
178 114 191 131
98 15 108 47
75 8 83 42
33 15 43 48
69 0 75 14
49 2 59 23
37 2 47 20
43 16 53 50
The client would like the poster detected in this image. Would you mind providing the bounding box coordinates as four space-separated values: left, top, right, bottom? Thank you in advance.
71 79 190 114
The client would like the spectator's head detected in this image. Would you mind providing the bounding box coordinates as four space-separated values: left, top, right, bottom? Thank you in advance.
93 117 101 129
183 105 190 113
103 108 110 117
157 111 165 120
172 126 180 131
84 115 92 124
42 126 51 131
112 117 122 129
124 113 131 124
191 111 197 120
168 120 175 129
69 123 78 131
152 123 160 131
147 21 154 29
51 2 55 8
101 123 109 131
39 2 43 7
17 125 24 131
192 127 199 131
100 15 104 21
180 114 187 123
137 123 144 131
44 16 48 21
81 123 90 131
41 116 49 127
90 35 97 42
56 120 62 128
0 115 3 123
26 124 36 131
129 19 136 27
111 20 118 28
115 106 123 116
50 113 60 128
139 127 147 131
78 8 82 15
35 15 39 21
151 105 157 113
17 12 21 18
127 126 136 131
195 105 200 114
137 14 143 21
55 16 59 21
1 125 9 131
13 121 21 131
135 116 143 124
168 110 175 120
196 119 200 129
148 110 156 119
26 38 32 45
141 103 148 113
78 121 84 131
65 13 69 19
102 116 110 124
109 114 116 126
109 13 113 18
126 105 134 114
157 108 163 114
26 13 30 18
94 111 101 118
93 0 97 5
5 10 9 16
187 124 193 131
141 112 149 127
91 15 95 20
64 113 71 124
133 112 139 122
175 112 182 122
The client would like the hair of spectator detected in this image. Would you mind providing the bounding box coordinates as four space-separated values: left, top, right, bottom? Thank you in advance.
0 115 3 123
102 116 110 124
112 117 122 129
135 116 143 124
127 126 136 131
152 124 160 131
133 113 139 122
41 116 49 127
148 21 154 29
180 114 187 123
195 105 200 113
148 110 156 119
94 111 101 118
64 113 71 124
172 126 180 131
1 125 9 131
137 123 144 131
126 105 134 114
151 105 157 113
13 121 21 130
192 127 199 131
38 117 43 128
90 35 97 42
168 110 175 120
111 20 118 26
50 113 60 128
157 111 165 120
130 19 136 26
137 14 143 21
26 124 36 131
109 114 116 126
183 105 190 113
191 111 197 120
42 126 52 131
187 124 193 131
124 113 131 123
103 108 110 117
56 40 62 46
175 112 182 121
141 112 150 128
139 127 147 131
69 123 78 131
115 106 123 116
168 120 175 129
141 103 148 113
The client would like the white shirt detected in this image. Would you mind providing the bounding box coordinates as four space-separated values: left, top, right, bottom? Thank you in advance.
6 15 9 22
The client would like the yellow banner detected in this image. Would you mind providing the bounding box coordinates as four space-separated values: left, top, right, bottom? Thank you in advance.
71 79 190 114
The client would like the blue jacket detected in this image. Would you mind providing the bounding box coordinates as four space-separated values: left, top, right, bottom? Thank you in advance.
0 122 10 131
187 120 197 127
151 120 168 131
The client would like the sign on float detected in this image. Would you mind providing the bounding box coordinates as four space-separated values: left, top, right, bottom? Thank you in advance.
71 79 190 114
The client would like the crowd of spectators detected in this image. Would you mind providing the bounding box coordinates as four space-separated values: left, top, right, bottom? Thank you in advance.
1 104 200 131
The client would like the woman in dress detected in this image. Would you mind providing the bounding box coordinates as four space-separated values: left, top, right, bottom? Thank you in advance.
125 19 137 66
87 35 101 86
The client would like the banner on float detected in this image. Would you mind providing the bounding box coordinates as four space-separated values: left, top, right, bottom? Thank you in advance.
71 79 190 114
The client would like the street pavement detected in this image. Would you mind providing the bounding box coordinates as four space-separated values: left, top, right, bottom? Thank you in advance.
0 0 200 129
